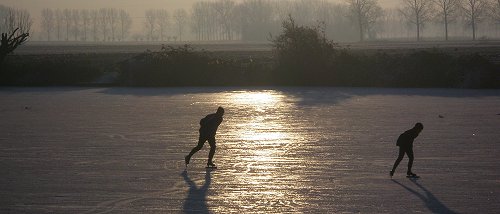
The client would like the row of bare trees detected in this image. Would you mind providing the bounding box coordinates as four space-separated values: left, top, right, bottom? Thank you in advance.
347 0 383 42
5 0 500 42
189 0 353 42
400 0 493 41
143 9 189 41
189 0 500 42
38 7 189 42
191 0 237 41
40 8 132 42
0 5 32 36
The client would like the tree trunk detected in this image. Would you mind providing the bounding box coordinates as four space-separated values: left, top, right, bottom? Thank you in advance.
417 24 420 41
359 16 364 42
444 13 448 41
416 15 420 41
472 11 476 40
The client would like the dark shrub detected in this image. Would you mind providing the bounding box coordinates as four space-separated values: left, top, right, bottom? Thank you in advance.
271 16 338 85
119 45 232 86
0 54 105 86
457 53 499 88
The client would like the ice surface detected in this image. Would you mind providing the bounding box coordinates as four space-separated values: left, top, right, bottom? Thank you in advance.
0 87 499 213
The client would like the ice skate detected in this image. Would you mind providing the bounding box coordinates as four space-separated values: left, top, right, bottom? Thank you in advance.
406 172 420 179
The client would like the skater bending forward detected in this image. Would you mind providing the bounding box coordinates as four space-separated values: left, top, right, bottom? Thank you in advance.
390 122 423 178
185 107 224 168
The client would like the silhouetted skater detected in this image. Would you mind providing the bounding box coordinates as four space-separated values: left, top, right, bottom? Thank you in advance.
390 122 424 178
185 107 224 168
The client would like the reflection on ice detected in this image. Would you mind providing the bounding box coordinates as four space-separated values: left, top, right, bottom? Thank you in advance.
213 90 309 212
228 90 281 105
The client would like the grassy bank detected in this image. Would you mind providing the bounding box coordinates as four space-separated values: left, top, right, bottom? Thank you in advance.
1 44 498 88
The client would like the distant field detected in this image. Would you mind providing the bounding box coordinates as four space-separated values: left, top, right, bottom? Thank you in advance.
13 41 500 64
14 41 273 55
14 40 500 53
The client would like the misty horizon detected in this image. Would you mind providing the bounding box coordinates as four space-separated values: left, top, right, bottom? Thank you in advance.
2 0 434 43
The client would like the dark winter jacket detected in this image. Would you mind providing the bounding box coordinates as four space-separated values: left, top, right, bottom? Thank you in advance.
199 113 223 136
396 128 420 147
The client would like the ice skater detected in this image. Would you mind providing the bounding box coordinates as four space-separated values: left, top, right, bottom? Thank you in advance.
390 122 424 178
185 107 224 168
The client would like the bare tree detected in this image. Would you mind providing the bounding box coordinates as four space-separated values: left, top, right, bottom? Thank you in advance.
1 28 29 64
191 1 224 41
81 9 90 41
156 9 170 41
310 1 352 40
71 9 80 41
107 8 119 41
400 0 435 41
3 7 32 37
492 0 500 30
213 0 236 40
461 0 489 40
99 8 110 41
3 8 16 33
378 8 408 39
191 3 203 40
208 2 217 40
63 9 72 41
290 0 315 25
433 0 460 40
191 2 215 41
274 0 293 23
0 5 9 33
90 9 99 41
145 9 157 41
55 9 63 41
118 10 132 41
347 0 383 41
314 0 335 27
237 0 275 41
16 9 32 36
173 9 188 41
41 8 54 41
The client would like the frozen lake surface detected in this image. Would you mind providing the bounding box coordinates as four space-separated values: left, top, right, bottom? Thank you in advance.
0 87 499 213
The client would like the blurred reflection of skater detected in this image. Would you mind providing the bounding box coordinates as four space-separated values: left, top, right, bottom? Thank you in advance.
185 107 224 168
390 123 424 178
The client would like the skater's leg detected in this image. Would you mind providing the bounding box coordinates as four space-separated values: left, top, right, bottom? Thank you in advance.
406 147 414 174
207 137 217 165
391 146 406 172
187 135 206 161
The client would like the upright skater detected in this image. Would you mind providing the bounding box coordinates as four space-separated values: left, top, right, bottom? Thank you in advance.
185 107 224 168
390 122 424 178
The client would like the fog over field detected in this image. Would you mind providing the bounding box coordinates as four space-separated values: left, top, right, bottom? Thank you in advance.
2 0 498 42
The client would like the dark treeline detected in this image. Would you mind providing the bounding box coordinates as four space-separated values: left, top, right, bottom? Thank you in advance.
3 0 500 42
